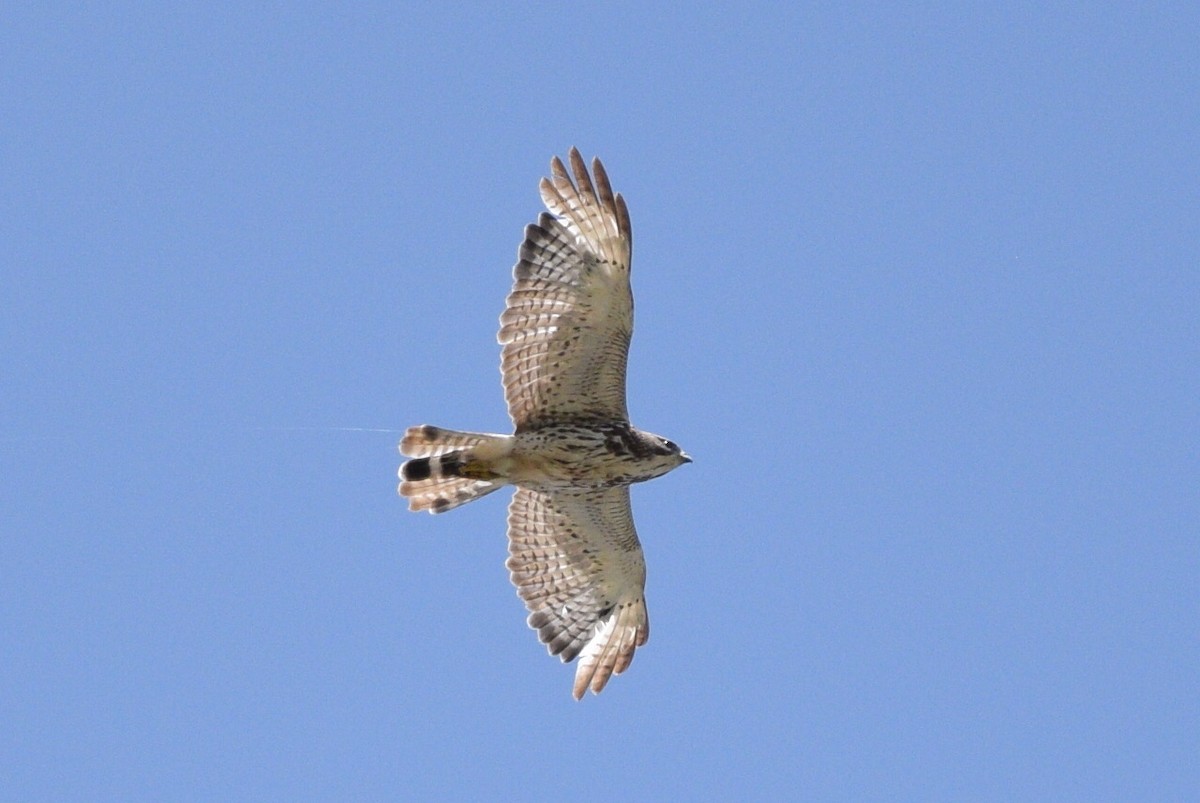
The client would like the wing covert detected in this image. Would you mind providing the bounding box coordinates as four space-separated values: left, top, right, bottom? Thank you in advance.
499 149 634 430
505 486 650 699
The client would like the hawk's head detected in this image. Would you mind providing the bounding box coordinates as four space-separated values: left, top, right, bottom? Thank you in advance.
636 430 691 479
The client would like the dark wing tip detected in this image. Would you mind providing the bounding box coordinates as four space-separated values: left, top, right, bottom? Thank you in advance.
568 148 593 197
550 153 569 183
615 192 632 249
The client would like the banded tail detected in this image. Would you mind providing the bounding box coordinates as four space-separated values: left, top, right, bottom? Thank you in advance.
398 425 512 513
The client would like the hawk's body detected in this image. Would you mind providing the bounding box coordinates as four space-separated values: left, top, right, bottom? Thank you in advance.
398 149 688 699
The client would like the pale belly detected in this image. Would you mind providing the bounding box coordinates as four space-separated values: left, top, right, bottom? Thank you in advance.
505 445 641 488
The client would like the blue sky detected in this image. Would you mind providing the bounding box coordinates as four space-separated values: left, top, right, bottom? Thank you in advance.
3 3 1196 800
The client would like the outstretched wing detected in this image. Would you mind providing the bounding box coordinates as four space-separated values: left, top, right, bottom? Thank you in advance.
506 486 650 699
498 148 634 430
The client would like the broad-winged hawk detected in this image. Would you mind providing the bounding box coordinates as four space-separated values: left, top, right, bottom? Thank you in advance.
398 149 689 699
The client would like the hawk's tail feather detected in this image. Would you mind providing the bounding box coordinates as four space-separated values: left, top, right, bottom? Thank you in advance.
400 472 503 513
398 426 512 514
400 425 501 458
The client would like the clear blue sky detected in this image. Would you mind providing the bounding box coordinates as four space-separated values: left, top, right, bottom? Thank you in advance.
3 4 1196 800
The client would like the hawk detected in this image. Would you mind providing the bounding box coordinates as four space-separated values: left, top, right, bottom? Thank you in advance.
398 149 689 699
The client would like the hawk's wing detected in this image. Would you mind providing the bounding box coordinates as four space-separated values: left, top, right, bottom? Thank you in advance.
506 486 650 699
499 148 633 430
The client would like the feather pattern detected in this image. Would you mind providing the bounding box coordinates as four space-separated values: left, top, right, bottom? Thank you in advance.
499 148 634 430
400 425 501 458
398 425 509 513
506 486 649 699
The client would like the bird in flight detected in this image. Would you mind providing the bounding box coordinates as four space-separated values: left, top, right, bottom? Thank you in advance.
398 149 689 699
